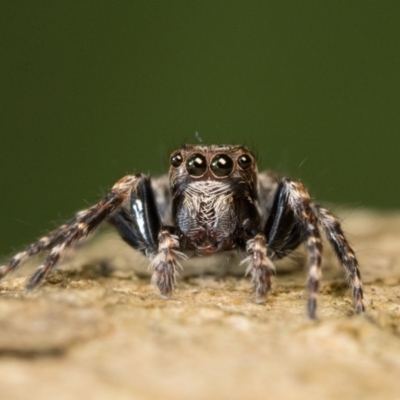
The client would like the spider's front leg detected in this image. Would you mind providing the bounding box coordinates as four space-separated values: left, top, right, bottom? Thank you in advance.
263 177 365 318
260 178 324 318
0 174 140 288
283 179 324 318
108 176 182 298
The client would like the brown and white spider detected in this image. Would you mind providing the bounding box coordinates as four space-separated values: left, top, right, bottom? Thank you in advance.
0 144 364 318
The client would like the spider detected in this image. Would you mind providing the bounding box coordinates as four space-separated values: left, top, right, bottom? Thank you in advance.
0 144 364 318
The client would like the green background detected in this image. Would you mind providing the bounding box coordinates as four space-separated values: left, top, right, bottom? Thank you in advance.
1 1 399 257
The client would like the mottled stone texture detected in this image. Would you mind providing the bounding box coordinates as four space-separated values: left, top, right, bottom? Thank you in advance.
0 210 399 400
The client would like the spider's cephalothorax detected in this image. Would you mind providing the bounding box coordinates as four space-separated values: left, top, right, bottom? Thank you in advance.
169 145 260 253
0 144 365 319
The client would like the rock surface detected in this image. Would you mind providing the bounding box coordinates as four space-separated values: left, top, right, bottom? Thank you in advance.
0 210 400 400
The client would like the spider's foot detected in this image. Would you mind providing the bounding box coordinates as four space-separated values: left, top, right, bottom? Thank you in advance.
307 298 317 320
353 287 365 313
355 300 365 314
25 266 48 291
253 293 268 304
0 266 10 280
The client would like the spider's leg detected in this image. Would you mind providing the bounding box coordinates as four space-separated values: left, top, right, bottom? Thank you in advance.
108 210 144 251
239 172 300 304
0 203 110 279
108 176 161 255
0 223 72 279
22 175 140 289
109 175 181 297
151 175 173 225
246 179 303 303
235 175 275 303
281 179 323 319
312 205 365 313
263 181 303 260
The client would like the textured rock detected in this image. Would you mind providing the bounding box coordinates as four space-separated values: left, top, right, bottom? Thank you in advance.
0 210 399 400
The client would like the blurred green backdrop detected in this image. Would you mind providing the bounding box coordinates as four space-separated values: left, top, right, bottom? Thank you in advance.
1 1 399 256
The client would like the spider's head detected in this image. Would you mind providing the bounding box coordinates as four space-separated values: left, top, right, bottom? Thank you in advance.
168 145 259 253
168 144 258 195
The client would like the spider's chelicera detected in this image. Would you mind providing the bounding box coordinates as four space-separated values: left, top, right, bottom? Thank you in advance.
0 144 365 318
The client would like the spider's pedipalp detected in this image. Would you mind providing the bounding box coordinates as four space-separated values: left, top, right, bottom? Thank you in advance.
242 233 275 303
150 229 185 298
312 205 365 313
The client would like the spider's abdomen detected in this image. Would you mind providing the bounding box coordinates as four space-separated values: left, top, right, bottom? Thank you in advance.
175 181 237 253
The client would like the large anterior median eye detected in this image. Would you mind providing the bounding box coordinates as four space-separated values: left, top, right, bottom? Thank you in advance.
210 154 234 177
186 153 207 176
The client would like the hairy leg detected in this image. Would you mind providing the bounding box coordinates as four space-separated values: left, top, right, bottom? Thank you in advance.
313 205 365 313
0 175 140 288
109 175 162 256
284 179 323 319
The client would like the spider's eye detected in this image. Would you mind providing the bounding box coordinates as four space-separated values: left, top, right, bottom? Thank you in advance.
170 152 183 168
186 153 207 176
210 154 234 177
237 154 252 170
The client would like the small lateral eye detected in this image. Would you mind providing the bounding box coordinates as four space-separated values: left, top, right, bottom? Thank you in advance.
170 152 183 167
210 154 234 177
186 153 207 176
237 154 252 170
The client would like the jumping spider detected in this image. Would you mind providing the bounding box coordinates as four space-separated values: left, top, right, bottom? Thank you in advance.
0 144 364 318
